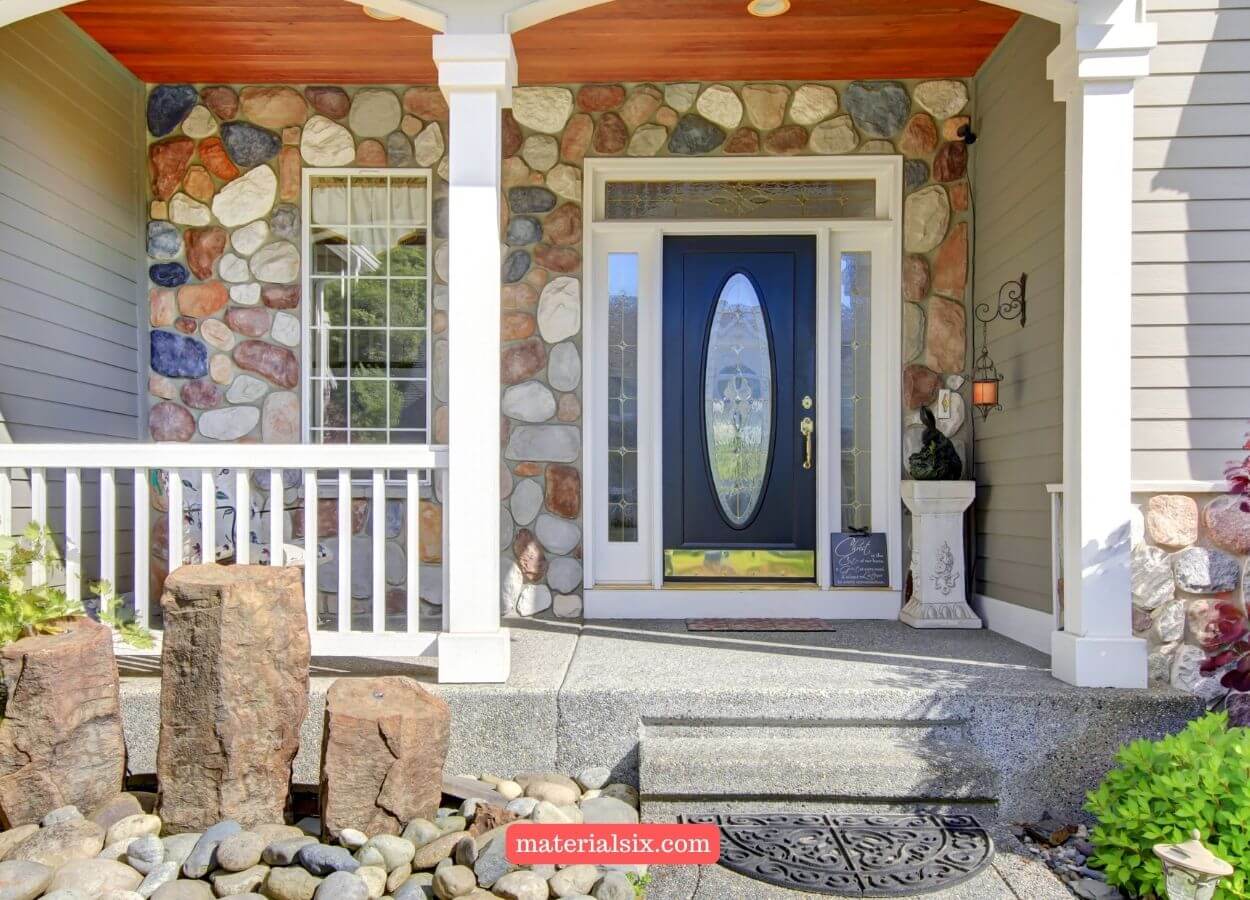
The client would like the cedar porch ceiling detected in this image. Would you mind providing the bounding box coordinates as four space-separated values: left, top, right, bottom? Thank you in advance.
64 0 1019 84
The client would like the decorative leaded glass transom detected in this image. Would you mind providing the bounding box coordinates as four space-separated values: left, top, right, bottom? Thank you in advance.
604 179 876 221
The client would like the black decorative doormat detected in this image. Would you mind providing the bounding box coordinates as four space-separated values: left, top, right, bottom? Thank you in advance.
681 813 994 896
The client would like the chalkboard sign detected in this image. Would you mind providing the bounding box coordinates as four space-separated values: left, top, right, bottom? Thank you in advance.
830 532 890 587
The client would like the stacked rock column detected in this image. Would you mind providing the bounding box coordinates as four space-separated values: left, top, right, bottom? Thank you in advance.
1133 491 1250 697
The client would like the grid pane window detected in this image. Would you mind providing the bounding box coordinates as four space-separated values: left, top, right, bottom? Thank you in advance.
309 173 429 445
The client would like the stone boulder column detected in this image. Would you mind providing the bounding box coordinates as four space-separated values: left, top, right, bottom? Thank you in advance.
157 565 310 833
0 618 125 827
321 676 450 840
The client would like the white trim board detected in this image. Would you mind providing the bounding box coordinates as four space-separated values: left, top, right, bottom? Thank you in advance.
971 594 1053 655
581 156 904 611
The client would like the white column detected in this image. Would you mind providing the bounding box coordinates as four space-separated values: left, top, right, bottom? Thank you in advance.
1047 13 1156 687
432 32 515 684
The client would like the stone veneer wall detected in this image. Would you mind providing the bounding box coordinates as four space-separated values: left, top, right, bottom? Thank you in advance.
140 79 974 623
142 84 450 624
1133 490 1250 698
498 80 974 619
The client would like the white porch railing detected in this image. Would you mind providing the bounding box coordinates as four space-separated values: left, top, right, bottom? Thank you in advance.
0 444 448 662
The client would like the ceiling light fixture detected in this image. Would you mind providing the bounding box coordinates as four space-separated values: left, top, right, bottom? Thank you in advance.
747 0 791 16
363 6 401 20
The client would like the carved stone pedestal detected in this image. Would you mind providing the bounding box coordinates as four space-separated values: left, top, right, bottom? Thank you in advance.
900 481 982 629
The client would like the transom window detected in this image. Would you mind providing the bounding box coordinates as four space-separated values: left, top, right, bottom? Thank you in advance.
307 171 430 444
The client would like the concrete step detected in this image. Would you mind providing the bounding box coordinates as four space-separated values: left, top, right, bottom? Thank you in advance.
639 720 999 817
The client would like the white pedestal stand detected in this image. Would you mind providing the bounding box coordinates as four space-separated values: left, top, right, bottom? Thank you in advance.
900 480 982 629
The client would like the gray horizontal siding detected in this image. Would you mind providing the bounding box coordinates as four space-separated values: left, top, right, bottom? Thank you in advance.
972 15 1065 615
0 11 141 587
1134 0 1250 480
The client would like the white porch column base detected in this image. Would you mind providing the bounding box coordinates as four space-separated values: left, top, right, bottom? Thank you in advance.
1046 9 1156 688
433 32 516 684
1051 631 1147 689
438 631 512 684
900 481 982 630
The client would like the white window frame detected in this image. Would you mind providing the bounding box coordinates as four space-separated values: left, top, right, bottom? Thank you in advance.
582 156 903 618
300 167 434 447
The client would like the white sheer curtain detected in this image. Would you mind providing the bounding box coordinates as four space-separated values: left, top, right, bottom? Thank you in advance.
311 180 427 245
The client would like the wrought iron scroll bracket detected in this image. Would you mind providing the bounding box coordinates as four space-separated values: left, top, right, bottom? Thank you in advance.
974 273 1027 330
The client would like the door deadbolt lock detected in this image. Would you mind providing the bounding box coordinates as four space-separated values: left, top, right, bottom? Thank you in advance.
802 395 813 410
800 416 815 470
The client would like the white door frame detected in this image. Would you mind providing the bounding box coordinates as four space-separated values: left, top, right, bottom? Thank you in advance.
581 156 903 619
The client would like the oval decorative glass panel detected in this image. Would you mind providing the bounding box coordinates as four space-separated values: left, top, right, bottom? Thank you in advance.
704 273 773 526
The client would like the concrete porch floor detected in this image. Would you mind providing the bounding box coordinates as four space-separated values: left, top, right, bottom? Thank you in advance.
120 619 1199 813
119 621 1197 898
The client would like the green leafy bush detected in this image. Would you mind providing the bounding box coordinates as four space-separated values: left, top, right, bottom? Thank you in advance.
1085 711 1250 899
0 522 151 649
0 523 83 644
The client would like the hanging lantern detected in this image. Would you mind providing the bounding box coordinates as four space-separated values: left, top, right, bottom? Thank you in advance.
971 274 1027 421
1154 829 1233 900
971 346 1002 419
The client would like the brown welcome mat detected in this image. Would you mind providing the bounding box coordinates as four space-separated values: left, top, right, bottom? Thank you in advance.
686 618 839 632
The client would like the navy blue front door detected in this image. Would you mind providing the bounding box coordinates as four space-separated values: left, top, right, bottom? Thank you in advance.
662 236 817 581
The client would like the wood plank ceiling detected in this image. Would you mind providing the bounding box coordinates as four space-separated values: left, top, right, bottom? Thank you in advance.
63 0 1019 85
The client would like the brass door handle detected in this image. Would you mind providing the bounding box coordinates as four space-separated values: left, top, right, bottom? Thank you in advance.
800 416 814 470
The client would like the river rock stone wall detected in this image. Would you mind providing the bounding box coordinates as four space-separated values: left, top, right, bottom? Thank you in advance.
142 84 448 627
142 79 974 622
1132 490 1250 699
498 79 974 619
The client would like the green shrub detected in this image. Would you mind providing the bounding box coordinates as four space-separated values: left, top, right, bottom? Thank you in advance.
0 522 151 649
0 523 83 645
1085 711 1250 899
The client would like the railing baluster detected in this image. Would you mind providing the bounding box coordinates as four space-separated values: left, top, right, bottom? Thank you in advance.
337 469 350 632
406 469 419 634
235 469 250 564
133 467 149 627
0 447 447 656
30 467 47 585
440 469 450 633
269 468 284 565
100 469 116 604
303 469 317 635
372 469 385 633
65 467 81 603
200 469 216 565
167 469 183 572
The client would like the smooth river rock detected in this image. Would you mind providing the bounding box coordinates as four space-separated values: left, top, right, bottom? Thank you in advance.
219 122 281 168
212 166 277 228
844 81 911 138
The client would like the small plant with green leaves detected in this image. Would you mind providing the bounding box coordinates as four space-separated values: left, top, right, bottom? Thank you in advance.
92 580 154 650
0 523 84 645
1085 711 1250 899
627 872 653 898
0 522 152 649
